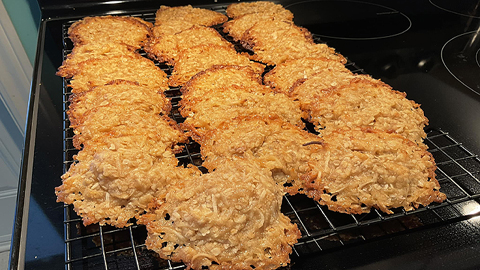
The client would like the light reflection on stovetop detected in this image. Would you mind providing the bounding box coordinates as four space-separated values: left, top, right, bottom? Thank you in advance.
430 0 480 18
285 0 411 40
441 29 480 95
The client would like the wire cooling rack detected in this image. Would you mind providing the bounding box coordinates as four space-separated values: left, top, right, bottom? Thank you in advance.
61 7 480 270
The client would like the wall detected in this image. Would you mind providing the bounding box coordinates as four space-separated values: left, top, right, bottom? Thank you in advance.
0 0 39 252
2 0 41 65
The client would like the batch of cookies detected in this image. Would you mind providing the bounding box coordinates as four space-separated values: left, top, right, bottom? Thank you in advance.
55 2 446 269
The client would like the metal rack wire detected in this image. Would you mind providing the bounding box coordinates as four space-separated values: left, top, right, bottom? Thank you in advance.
61 7 480 270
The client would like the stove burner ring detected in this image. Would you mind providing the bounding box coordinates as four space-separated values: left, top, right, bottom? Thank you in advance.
476 48 480 68
441 31 480 95
430 0 480 18
285 0 411 40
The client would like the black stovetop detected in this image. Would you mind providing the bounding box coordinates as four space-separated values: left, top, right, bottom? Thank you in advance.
10 1 480 269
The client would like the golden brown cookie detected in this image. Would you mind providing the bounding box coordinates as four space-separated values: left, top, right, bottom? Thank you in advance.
68 16 152 49
241 19 345 65
168 45 264 87
146 25 233 64
226 1 294 19
302 127 446 214
179 85 303 135
153 5 227 37
67 80 171 126
60 55 168 93
306 78 429 145
263 57 350 94
139 159 300 270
